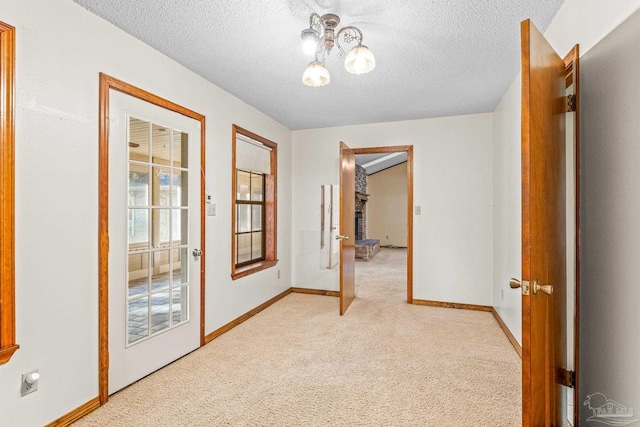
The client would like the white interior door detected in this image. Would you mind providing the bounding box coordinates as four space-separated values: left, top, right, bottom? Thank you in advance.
108 90 201 394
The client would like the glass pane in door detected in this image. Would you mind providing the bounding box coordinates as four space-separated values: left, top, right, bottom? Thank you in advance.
126 115 190 346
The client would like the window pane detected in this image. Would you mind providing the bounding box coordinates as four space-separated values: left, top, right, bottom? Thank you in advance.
237 204 251 233
237 170 250 201
156 169 171 207
151 251 171 291
128 297 149 345
128 209 149 246
151 123 170 163
172 170 187 207
172 209 184 244
175 209 188 245
128 252 149 298
128 117 149 160
252 205 262 231
128 165 149 207
157 208 170 244
171 248 188 286
171 286 188 326
173 130 188 168
251 173 263 201
237 234 251 264
252 232 263 260
150 291 171 334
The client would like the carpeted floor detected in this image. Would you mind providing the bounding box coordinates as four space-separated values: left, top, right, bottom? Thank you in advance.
75 248 521 426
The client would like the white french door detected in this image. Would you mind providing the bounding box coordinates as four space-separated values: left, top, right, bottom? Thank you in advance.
108 90 201 394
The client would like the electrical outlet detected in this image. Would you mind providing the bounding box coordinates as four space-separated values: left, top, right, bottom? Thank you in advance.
277 269 280 279
21 370 40 397
386 235 389 240
207 203 216 216
415 206 422 215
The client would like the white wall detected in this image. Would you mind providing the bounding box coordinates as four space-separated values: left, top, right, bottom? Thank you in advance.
491 75 522 344
367 163 408 247
0 0 292 425
292 114 494 305
578 8 640 423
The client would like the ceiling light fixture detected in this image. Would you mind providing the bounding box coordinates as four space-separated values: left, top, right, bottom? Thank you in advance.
300 13 375 87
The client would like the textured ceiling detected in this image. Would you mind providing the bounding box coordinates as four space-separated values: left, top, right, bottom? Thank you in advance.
72 0 565 130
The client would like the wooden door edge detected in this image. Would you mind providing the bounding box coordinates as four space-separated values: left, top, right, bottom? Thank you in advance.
563 43 580 424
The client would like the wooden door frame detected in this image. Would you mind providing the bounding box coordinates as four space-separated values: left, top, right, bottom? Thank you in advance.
351 145 414 303
564 44 580 425
0 21 19 365
98 73 206 404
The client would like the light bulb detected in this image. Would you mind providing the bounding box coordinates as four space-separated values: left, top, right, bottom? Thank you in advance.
344 45 375 75
302 38 317 55
302 61 330 87
353 56 367 74
300 28 319 56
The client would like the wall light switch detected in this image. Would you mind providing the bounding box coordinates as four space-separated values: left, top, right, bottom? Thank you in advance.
415 206 422 215
207 203 216 216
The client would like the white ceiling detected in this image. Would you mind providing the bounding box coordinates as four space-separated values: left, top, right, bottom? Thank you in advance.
72 0 565 130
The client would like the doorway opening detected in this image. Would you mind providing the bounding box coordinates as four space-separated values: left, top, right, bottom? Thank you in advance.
352 146 413 303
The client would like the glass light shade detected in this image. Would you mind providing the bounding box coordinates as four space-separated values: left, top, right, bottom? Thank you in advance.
344 45 375 75
302 61 330 87
301 28 319 55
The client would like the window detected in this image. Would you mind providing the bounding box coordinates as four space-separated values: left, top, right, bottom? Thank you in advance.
235 170 265 266
231 125 277 279
0 21 18 364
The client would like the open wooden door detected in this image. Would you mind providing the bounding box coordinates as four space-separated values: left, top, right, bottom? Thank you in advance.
339 141 356 315
521 19 568 426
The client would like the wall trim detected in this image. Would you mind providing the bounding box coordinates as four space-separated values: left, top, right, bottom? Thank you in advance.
291 287 340 297
204 288 292 344
45 397 101 427
412 299 492 312
491 308 523 358
0 21 18 365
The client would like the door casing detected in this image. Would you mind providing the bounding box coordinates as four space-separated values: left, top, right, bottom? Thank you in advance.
98 73 206 404
351 145 414 303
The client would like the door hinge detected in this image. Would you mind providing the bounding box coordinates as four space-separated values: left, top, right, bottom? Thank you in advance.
567 94 576 112
558 368 576 388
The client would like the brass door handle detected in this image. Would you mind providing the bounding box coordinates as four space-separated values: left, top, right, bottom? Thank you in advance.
335 235 349 240
510 278 530 295
534 281 553 295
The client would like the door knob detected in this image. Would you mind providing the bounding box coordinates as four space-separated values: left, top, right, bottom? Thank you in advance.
510 278 530 295
534 281 553 295
192 248 202 259
335 235 349 240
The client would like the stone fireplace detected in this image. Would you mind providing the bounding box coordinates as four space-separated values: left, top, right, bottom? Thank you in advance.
355 164 368 241
355 193 368 241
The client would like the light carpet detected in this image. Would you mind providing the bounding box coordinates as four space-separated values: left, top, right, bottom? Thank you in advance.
75 248 521 426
